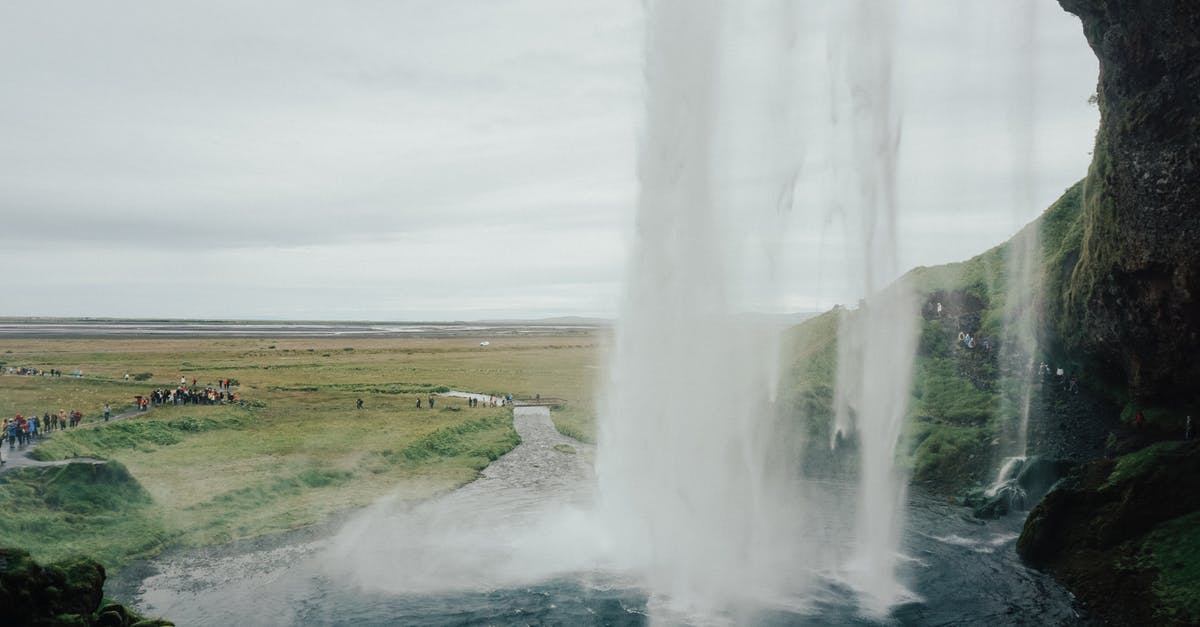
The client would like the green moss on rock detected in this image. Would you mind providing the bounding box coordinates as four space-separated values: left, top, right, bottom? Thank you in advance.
1143 511 1200 625
0 547 172 627
1017 440 1200 623
1053 0 1200 406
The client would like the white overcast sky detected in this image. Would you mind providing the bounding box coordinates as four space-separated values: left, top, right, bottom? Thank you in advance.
0 1 1098 321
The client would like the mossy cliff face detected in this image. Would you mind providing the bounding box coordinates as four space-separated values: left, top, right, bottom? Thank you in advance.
1054 0 1200 403
1017 441 1200 624
0 547 172 627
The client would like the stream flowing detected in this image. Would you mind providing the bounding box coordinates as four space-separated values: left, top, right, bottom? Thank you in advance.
110 407 1078 625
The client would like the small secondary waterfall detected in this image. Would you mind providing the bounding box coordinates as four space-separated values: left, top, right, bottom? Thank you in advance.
992 1 1043 498
1004 2 1040 463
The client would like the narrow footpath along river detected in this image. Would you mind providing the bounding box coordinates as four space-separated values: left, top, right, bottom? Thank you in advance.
1 406 146 476
109 407 1080 625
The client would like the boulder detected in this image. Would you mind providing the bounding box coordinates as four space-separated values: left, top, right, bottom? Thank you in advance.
1014 456 1072 504
0 548 172 627
1017 441 1200 622
0 548 104 626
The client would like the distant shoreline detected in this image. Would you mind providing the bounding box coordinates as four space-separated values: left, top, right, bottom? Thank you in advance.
0 319 605 339
0 312 818 339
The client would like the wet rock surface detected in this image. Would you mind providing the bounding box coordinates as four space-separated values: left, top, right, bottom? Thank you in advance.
1018 440 1200 624
967 456 1075 520
1023 382 1115 465
1054 0 1200 402
1009 3 1200 622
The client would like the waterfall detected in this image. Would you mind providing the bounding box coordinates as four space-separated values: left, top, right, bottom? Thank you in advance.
594 0 808 618
990 0 1041 498
826 1 919 615
597 0 917 619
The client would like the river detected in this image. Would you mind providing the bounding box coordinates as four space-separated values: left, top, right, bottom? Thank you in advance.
108 407 1078 625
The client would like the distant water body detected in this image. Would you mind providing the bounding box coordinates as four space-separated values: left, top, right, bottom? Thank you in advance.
0 320 601 339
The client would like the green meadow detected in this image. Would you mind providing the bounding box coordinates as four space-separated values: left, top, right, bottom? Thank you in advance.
0 333 603 570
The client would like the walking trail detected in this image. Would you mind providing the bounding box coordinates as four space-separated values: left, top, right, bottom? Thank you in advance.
0 406 144 474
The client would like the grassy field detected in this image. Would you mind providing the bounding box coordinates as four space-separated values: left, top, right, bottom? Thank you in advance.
0 333 604 570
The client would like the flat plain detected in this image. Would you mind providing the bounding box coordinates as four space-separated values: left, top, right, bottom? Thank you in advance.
0 332 604 569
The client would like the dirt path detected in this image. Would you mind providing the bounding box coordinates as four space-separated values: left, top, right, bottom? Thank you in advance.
2 382 243 474
0 406 143 474
442 389 508 407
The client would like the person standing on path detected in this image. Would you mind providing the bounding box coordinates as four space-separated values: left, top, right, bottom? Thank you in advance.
104 404 111 422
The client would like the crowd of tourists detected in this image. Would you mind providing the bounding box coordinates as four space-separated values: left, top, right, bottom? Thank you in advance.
2 410 84 451
1 374 245 463
465 394 512 408
139 384 239 409
3 367 80 377
415 393 511 409
956 331 992 351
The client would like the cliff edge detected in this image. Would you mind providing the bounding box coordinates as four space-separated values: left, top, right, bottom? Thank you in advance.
1013 2 1200 623
1052 0 1200 407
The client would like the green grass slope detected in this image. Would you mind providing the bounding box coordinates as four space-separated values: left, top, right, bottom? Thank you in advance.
782 181 1104 491
0 462 171 568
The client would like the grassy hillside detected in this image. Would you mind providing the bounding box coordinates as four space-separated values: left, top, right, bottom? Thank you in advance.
0 462 169 568
781 181 1111 491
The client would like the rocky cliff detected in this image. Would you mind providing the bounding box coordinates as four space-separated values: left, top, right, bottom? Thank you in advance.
1018 440 1200 624
1011 2 1200 623
1052 0 1200 406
